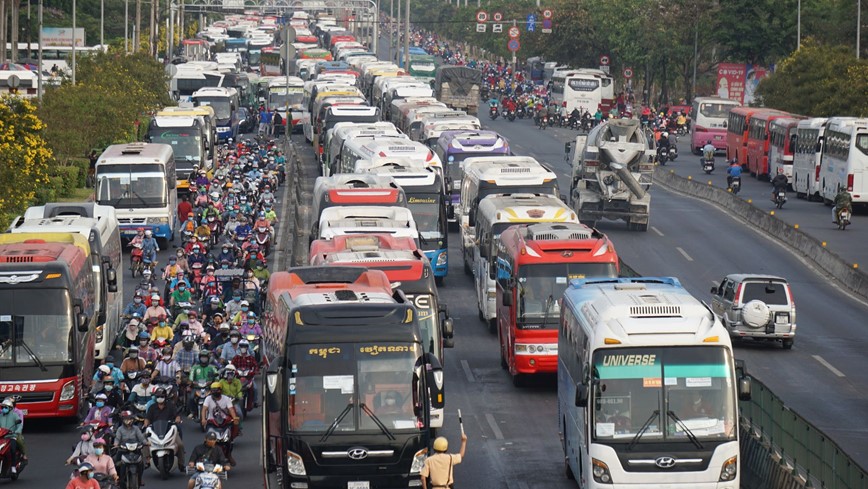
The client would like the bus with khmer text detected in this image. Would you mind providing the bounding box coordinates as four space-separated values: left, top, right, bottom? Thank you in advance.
146 115 207 193
559 277 751 488
819 117 868 204
551 69 615 114
95 143 178 245
792 118 830 201
0 234 97 419
495 223 618 386
261 266 444 489
689 97 739 154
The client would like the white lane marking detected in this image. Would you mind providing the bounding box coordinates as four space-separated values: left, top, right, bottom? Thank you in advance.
485 413 505 440
651 226 664 236
460 359 476 383
676 246 694 262
813 355 846 377
518 482 530 489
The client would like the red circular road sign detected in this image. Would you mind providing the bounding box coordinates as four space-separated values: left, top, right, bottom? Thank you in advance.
476 10 488 22
623 67 634 79
493 11 503 22
542 8 553 19
599 55 610 66
508 26 520 38
507 39 520 52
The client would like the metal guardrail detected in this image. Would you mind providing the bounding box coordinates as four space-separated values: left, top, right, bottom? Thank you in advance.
739 376 868 489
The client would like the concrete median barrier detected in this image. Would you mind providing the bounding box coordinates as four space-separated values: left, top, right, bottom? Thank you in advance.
653 167 868 300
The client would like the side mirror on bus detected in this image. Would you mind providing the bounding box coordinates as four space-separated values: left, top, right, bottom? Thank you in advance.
738 377 752 401
575 382 589 407
710 286 718 295
265 362 283 412
447 204 455 220
77 313 89 332
502 291 512 307
442 317 454 340
106 267 118 293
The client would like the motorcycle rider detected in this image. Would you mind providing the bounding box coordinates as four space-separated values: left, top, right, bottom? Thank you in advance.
834 188 853 224
163 256 183 282
657 131 672 158
0 398 25 469
170 281 193 308
82 393 114 426
120 346 146 374
702 139 716 161
215 245 235 267
218 365 244 416
219 330 244 365
83 438 119 484
100 378 124 408
143 388 185 471
115 319 143 351
231 340 259 408
113 410 150 470
153 346 181 380
143 293 168 323
137 332 159 364
252 262 270 286
128 375 156 411
175 335 199 372
141 230 159 268
186 432 230 475
771 167 789 202
150 319 175 343
66 463 100 489
200 383 240 466
123 295 147 318
727 159 743 188
238 314 262 337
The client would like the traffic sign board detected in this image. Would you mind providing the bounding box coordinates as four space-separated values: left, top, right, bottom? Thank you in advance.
623 67 634 79
493 24 503 33
508 26 520 38
476 10 488 22
541 18 552 33
542 8 553 19
599 55 610 66
476 23 487 33
280 43 297 62
493 11 503 22
507 39 520 52
526 13 536 32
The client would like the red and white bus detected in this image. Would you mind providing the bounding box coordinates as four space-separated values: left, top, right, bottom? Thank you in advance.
746 109 797 177
727 106 764 167
767 117 802 184
494 223 619 386
0 233 97 419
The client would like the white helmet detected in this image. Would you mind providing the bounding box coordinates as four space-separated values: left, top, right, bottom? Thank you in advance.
662 132 669 139
144 229 153 237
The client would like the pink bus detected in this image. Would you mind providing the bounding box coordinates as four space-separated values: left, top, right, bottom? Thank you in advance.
690 96 740 154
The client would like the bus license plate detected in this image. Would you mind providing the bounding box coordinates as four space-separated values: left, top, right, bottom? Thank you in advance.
348 482 369 489
714 135 723 140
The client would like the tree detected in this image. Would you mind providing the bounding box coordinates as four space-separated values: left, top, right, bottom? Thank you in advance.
756 39 868 116
0 96 53 226
714 0 796 65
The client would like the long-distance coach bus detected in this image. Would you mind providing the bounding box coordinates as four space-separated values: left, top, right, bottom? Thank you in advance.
558 277 752 488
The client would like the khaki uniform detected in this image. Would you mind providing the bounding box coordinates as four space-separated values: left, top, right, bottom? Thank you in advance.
421 452 462 488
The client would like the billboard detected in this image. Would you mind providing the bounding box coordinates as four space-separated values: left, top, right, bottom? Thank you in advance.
40 27 85 47
716 62 773 105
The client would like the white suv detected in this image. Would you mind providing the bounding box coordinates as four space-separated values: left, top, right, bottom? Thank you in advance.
710 274 796 349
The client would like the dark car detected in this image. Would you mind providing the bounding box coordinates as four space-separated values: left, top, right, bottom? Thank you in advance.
236 107 256 134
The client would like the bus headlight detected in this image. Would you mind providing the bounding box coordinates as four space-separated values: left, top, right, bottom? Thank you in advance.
592 458 613 484
59 380 76 402
436 252 447 266
719 456 737 481
409 448 428 474
95 325 104 343
286 450 307 476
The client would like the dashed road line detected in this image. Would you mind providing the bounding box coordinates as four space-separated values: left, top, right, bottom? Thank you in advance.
460 359 476 383
485 413 505 440
813 355 846 377
676 246 694 262
651 226 664 236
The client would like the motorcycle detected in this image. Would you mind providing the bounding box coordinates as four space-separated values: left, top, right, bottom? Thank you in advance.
116 441 145 489
205 419 234 463
702 157 715 174
254 227 271 256
123 370 144 393
668 145 678 161
538 115 548 130
130 243 144 278
506 109 516 122
656 147 669 165
489 106 499 120
93 472 120 489
145 420 181 480
237 368 256 415
190 380 211 423
729 176 742 194
0 427 25 480
836 208 851 230
773 189 787 209
186 462 227 489
516 106 526 119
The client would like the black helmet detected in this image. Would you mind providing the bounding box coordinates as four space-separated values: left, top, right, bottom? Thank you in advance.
154 388 167 397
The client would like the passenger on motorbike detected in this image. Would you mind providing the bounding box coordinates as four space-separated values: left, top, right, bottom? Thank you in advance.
834 188 853 223
0 398 25 467
120 347 146 374
67 463 100 489
771 168 789 201
657 131 671 151
186 311 208 341
702 140 716 160
114 410 150 467
201 384 240 460
727 159 743 188
163 256 183 282
83 439 119 484
115 319 142 351
175 249 191 275
96 355 125 386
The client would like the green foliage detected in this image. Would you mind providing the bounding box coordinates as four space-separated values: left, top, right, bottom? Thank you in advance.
49 165 80 197
0 96 54 221
756 40 868 117
39 50 171 161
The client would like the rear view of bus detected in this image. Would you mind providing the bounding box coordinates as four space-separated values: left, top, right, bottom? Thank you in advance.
558 277 752 488
261 267 444 489
690 97 739 154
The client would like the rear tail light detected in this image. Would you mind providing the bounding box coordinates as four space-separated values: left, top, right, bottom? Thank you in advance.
695 126 708 133
785 285 794 308
815 165 821 182
585 160 599 167
847 174 854 191
426 150 434 162
732 283 743 307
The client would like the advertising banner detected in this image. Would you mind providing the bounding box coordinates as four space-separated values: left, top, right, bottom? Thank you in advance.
40 27 85 47
716 63 746 104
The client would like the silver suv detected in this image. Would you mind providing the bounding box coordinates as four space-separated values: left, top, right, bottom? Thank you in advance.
710 274 796 349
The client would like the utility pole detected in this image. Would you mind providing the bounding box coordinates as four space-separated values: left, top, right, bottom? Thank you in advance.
797 0 801 50
100 0 104 46
168 3 174 62
135 0 141 52
12 0 20 62
395 0 400 63
691 22 697 101
403 0 409 73
858 0 862 58
37 0 43 102
388 0 393 62
72 0 76 84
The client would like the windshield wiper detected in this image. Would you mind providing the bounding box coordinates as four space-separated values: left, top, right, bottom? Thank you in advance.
320 402 354 442
360 403 396 440
17 340 47 372
129 189 150 207
542 294 555 324
628 409 660 450
667 410 704 450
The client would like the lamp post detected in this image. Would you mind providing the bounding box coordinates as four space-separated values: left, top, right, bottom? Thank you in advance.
403 0 409 74
858 0 862 58
101 0 104 46
72 0 76 84
797 0 801 50
125 0 129 53
37 0 43 102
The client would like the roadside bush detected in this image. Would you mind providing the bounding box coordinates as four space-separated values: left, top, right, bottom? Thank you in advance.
50 165 79 197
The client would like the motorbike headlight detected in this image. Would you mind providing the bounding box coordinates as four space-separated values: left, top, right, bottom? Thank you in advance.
286 450 306 476
60 380 76 401
409 448 428 474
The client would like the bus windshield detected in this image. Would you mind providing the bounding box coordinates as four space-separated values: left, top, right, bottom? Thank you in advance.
407 193 443 239
96 171 167 209
517 263 618 328
699 103 733 119
288 342 419 433
148 129 203 163
195 97 232 119
590 346 737 443
405 294 440 357
0 289 73 364
269 88 304 108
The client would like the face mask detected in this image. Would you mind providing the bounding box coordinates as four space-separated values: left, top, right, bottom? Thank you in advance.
169 259 177 264
246 272 253 278
94 448 104 456
222 264 229 269
106 363 114 368
139 340 148 346
200 358 209 364
207 271 214 276
1 408 9 414
104 384 114 391
179 286 186 291
239 347 248 354
80 433 91 442
230 337 239 344
95 401 105 408
156 397 166 404
241 307 249 312
222 248 229 253
233 297 241 302
87 472 95 480
163 355 171 361
130 353 138 359
134 298 142 304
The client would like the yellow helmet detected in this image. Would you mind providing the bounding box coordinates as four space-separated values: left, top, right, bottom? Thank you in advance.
210 382 223 390
433 436 448 452
226 182 233 188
